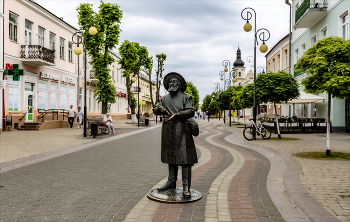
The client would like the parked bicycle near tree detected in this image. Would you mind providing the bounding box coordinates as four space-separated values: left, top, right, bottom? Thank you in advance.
243 118 271 141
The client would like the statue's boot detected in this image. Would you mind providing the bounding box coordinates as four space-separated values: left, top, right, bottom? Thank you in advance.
182 166 192 198
157 164 178 191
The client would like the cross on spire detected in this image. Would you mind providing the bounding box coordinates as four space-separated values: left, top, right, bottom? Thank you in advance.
4 64 25 81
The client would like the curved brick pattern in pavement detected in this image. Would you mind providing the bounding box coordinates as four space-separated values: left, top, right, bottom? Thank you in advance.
0 128 165 222
150 125 235 222
210 125 284 222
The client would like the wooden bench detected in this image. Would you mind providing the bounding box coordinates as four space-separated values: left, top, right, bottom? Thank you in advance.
86 118 108 137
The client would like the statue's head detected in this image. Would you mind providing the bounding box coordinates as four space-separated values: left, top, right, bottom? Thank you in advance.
163 72 187 93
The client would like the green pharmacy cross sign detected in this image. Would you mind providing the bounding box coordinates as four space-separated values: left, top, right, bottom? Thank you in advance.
4 64 25 81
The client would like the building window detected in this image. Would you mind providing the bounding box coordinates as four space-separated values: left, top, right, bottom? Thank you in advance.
69 86 75 107
340 11 349 40
321 26 327 38
60 85 66 109
88 90 92 112
50 83 57 109
25 20 33 45
301 43 306 54
112 65 115 81
311 34 317 45
8 77 20 111
38 26 45 47
277 54 280 70
284 49 288 70
50 32 55 51
60 37 65 59
295 48 299 63
9 12 18 42
68 42 73 62
38 81 47 109
272 58 275 72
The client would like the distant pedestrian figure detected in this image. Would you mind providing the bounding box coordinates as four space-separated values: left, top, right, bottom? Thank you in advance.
197 112 200 118
67 105 76 128
76 107 83 128
206 111 210 122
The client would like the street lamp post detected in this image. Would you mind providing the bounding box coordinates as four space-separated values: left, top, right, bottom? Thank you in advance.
72 27 97 137
222 60 233 126
241 7 270 138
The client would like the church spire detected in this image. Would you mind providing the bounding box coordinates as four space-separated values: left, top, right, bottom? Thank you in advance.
233 46 245 67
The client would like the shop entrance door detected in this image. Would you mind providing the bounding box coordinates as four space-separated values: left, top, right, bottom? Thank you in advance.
25 93 34 122
25 82 35 122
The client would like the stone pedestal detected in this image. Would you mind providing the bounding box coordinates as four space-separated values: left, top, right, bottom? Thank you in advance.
147 187 202 203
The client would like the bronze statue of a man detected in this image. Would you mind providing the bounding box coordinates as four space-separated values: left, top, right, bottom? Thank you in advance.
152 72 198 198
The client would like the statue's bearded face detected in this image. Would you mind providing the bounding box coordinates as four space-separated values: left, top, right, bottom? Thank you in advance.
168 77 181 92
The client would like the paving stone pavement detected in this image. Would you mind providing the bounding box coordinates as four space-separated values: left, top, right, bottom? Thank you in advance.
0 118 349 222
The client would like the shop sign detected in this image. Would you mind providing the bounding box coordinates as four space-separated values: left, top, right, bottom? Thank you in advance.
61 76 76 85
40 72 59 81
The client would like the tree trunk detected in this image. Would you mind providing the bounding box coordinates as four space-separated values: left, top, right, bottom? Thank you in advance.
101 102 107 114
274 102 281 138
326 93 331 156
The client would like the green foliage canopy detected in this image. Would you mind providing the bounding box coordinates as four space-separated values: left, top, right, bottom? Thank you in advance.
118 41 151 114
256 71 300 104
185 82 200 111
77 1 123 107
294 37 350 99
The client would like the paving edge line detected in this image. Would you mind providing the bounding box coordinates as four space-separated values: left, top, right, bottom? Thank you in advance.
223 127 340 222
0 125 162 173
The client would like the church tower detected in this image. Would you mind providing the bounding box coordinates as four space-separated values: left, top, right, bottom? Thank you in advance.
232 47 245 85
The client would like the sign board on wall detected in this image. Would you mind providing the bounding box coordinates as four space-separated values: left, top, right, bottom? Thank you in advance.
40 72 76 85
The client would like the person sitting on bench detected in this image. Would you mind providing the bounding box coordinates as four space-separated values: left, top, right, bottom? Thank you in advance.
103 113 115 135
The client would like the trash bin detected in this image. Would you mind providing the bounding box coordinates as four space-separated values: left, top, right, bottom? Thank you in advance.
145 118 149 126
91 123 98 138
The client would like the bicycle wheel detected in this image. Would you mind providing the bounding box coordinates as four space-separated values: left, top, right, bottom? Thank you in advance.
261 125 271 139
243 126 255 141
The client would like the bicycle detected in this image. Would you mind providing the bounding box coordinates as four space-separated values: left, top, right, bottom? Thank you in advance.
243 118 271 141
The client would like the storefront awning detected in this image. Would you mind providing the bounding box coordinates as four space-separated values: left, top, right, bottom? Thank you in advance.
116 91 127 98
285 91 325 104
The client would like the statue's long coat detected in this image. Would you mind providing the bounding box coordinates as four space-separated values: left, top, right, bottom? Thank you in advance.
153 91 198 165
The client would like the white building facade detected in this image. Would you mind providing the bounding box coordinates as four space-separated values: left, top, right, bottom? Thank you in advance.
2 0 128 131
0 0 4 130
291 0 349 132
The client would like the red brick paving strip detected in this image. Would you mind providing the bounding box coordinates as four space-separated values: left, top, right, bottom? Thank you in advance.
152 129 224 222
212 134 259 222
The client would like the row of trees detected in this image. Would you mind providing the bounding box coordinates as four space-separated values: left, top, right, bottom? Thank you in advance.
202 71 300 117
77 1 200 116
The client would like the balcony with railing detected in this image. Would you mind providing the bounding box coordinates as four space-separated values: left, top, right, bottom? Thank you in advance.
20 45 55 66
294 0 328 29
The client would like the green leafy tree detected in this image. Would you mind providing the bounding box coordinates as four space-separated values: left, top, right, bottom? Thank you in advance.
256 71 299 113
118 41 151 114
185 82 200 112
217 89 231 111
77 1 123 113
201 95 212 113
294 36 350 155
230 85 243 122
256 71 299 138
154 53 167 106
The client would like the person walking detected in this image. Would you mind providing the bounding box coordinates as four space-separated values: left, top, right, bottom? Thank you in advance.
67 105 76 128
76 107 83 128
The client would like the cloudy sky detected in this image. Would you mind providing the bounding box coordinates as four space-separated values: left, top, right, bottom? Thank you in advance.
36 0 290 103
